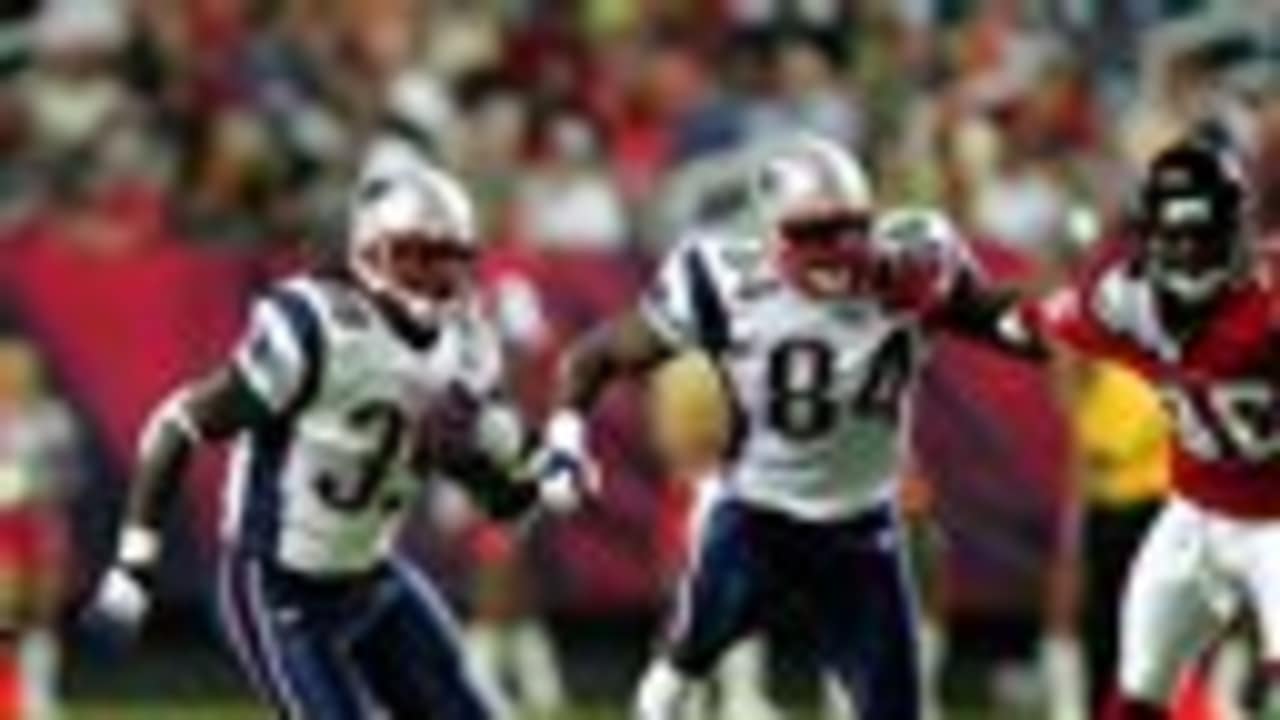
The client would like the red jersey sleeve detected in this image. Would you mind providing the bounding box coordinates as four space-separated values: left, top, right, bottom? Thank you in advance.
1020 280 1133 361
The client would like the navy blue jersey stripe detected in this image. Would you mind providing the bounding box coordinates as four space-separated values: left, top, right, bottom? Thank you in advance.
684 250 730 353
264 287 325 418
711 360 749 464
234 284 323 558
239 422 291 557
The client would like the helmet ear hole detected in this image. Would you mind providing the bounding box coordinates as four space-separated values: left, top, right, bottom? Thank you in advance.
358 178 393 204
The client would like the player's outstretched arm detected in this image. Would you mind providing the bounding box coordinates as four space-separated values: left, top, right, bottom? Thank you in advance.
87 366 268 639
556 309 679 414
531 309 679 511
926 276 1051 361
869 207 1053 360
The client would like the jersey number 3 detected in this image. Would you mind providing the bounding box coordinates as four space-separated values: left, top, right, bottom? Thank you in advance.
765 332 915 441
315 401 408 512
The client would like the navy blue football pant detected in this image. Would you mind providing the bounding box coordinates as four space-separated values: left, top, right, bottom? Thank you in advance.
664 497 922 720
218 551 501 720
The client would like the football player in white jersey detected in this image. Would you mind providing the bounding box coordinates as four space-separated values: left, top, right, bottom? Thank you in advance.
534 133 977 720
84 149 587 719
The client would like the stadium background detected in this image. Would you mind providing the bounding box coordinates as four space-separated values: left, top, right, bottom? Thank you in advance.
0 0 1275 717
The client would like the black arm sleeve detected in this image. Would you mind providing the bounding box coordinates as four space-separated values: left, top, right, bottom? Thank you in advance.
926 274 1050 361
410 387 541 521
438 448 540 521
556 309 679 413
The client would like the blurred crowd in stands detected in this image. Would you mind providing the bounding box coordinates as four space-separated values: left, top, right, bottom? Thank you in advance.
0 0 1275 715
0 0 1274 260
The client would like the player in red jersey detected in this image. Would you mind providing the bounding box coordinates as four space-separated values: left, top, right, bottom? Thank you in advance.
1019 138 1276 720
868 134 1277 720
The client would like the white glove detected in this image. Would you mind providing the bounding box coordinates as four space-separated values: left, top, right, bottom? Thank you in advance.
531 410 600 513
86 565 151 638
84 526 157 643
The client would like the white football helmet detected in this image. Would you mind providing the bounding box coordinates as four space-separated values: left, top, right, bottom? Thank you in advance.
751 134 877 298
348 146 478 328
754 133 874 222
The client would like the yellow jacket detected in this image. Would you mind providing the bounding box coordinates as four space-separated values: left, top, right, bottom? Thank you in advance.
1073 362 1170 507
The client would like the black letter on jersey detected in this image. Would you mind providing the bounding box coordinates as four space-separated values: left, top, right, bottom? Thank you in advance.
852 330 916 421
315 401 408 512
766 339 837 440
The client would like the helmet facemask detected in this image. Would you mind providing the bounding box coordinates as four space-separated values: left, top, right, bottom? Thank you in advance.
1145 197 1242 304
775 203 876 299
352 231 475 326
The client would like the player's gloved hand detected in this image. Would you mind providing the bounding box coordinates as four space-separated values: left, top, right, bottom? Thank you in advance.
529 410 600 513
87 566 151 633
82 527 157 651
